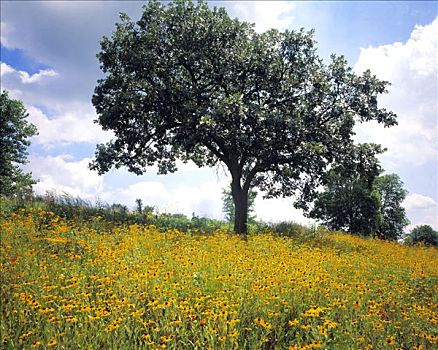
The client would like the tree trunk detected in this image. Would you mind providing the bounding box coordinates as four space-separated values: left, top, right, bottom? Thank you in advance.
231 178 249 235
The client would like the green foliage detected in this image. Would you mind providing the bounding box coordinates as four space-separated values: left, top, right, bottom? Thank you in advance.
0 192 225 234
309 145 409 240
90 0 397 234
265 221 307 238
373 174 409 240
135 198 143 214
309 144 384 236
0 90 38 197
407 225 438 246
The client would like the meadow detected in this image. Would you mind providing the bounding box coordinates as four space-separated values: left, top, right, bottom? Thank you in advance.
1 208 437 349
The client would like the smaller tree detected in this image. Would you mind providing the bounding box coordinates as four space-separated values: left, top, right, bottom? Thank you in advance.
373 174 409 240
308 143 384 236
407 225 438 246
308 144 410 240
0 90 38 197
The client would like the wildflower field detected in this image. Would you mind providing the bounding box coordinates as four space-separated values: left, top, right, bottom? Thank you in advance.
1 209 437 349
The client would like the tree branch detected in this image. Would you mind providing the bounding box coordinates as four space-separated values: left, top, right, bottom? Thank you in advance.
243 161 260 193
203 141 229 168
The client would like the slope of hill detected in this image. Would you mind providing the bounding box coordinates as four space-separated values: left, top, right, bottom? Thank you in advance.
1 209 437 349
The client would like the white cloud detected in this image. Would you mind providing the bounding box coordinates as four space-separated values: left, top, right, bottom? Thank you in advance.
254 196 313 226
28 155 103 199
404 193 437 210
1 62 15 76
230 1 295 32
172 182 224 218
403 193 438 231
26 105 112 146
19 68 58 84
0 61 58 84
102 181 172 211
25 153 225 218
354 17 438 168
0 21 15 48
0 1 144 105
102 180 224 218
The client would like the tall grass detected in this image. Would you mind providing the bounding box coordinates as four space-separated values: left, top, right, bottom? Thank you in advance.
0 193 226 234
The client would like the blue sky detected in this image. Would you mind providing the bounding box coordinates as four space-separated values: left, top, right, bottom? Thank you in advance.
1 1 437 229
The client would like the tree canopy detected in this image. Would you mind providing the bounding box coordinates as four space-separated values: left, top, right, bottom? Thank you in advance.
308 144 384 236
91 0 397 234
309 146 410 240
406 225 438 246
373 174 409 240
0 90 38 197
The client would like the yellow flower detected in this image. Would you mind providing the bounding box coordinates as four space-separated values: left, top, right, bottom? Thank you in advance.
302 306 324 318
47 338 57 347
288 319 299 327
228 330 238 337
386 336 395 345
254 317 272 330
31 341 42 348
323 320 337 329
309 341 322 349
160 335 172 343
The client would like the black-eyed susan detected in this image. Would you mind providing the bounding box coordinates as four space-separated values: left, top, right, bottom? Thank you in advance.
46 338 57 347
386 335 395 345
288 319 299 327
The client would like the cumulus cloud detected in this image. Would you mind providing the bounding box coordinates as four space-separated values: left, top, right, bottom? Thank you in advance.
404 193 437 210
1 62 15 76
0 21 15 48
254 196 313 226
354 17 438 168
27 155 103 199
101 181 172 212
19 68 58 84
26 105 112 146
171 182 224 218
24 150 312 223
0 2 144 105
229 1 295 32
101 180 224 218
1 61 58 84
24 153 225 218
403 193 438 230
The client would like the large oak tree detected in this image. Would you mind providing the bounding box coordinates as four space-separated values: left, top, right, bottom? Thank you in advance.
91 0 397 234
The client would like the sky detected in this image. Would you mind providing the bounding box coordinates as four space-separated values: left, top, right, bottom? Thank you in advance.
1 1 437 230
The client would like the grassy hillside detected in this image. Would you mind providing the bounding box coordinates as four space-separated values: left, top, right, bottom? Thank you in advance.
1 209 437 349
